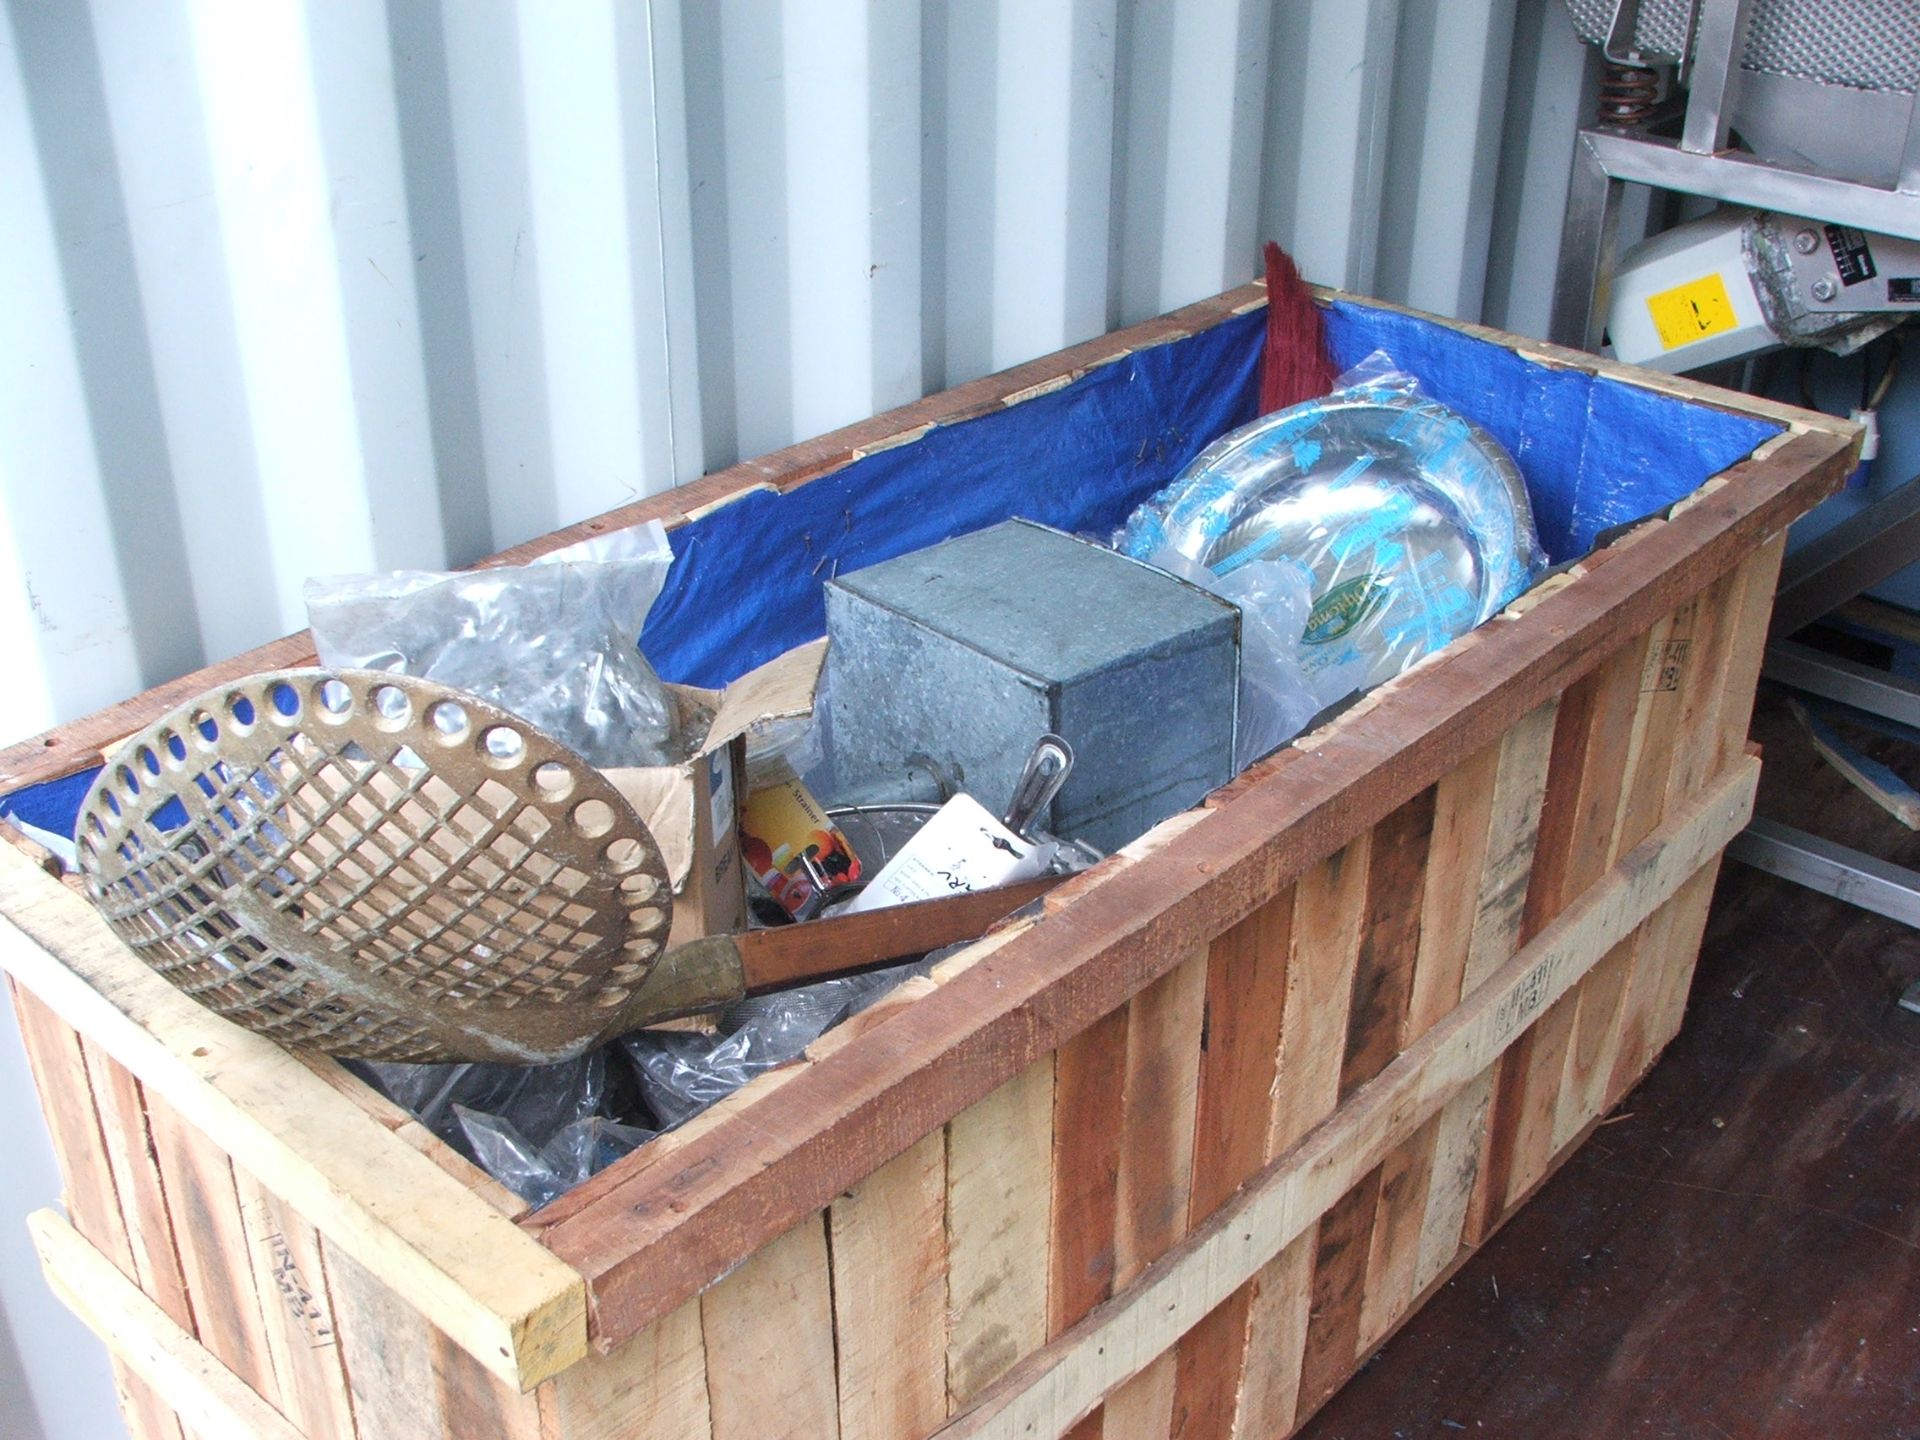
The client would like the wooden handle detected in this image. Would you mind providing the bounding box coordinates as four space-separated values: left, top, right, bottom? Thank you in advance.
733 875 1063 993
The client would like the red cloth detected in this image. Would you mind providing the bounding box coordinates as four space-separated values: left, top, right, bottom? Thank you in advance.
1258 242 1338 414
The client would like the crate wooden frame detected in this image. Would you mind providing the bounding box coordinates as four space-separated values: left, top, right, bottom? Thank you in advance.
0 283 1857 1440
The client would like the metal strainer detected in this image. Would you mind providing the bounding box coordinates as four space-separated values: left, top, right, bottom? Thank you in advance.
74 668 1059 1065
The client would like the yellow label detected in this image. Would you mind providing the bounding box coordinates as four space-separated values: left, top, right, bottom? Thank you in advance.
1646 274 1738 350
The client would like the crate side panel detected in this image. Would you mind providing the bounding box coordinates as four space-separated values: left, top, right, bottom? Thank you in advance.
8 978 136 1273
945 1057 1054 1412
142 1092 284 1409
701 1213 839 1440
232 1171 356 1440
1156 886 1295 1440
538 1299 712 1440
322 1233 543 1440
830 1129 949 1440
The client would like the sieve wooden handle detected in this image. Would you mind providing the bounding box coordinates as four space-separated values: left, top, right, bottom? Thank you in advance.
615 874 1065 1035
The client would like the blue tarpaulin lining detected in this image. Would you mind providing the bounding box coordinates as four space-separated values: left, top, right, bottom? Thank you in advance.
2 298 1780 843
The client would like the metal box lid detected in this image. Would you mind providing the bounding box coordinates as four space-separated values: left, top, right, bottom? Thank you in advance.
828 519 1239 684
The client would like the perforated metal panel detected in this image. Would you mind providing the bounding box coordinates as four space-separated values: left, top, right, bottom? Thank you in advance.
1564 0 1920 92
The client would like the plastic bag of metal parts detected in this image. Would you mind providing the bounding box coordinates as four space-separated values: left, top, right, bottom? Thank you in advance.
356 960 928 1206
1116 351 1543 762
621 960 924 1128
455 1110 658 1210
353 1051 614 1155
305 520 682 768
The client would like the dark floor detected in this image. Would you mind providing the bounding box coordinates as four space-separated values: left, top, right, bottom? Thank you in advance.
1301 694 1920 1440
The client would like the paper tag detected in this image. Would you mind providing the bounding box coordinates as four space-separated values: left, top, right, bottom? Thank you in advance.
1646 274 1738 350
709 752 735 843
839 794 1055 915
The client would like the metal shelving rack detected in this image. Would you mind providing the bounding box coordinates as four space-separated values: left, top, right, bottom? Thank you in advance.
1548 0 1920 1008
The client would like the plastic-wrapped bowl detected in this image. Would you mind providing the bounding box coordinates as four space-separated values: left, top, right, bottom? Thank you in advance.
1121 393 1537 692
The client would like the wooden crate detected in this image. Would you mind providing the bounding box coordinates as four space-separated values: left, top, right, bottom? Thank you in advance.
0 284 1856 1440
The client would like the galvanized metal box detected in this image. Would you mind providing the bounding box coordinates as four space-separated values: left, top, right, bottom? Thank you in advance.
822 519 1239 854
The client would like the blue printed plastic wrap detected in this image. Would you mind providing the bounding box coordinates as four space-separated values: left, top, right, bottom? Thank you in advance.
1117 353 1549 762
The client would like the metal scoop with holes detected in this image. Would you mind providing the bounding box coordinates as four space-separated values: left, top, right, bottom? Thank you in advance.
74 669 1060 1065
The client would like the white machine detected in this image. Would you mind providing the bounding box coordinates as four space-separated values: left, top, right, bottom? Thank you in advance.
1608 208 1920 373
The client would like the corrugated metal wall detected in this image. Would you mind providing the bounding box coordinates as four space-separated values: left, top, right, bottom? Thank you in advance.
0 0 1605 747
3 4 1609 1437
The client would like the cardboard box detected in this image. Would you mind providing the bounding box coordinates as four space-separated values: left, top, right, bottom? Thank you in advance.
604 639 825 949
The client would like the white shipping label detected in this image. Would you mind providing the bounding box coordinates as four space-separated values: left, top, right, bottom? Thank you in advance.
709 752 735 843
839 793 1055 915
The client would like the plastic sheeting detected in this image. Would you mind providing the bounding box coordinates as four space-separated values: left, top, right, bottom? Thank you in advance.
1 299 1781 841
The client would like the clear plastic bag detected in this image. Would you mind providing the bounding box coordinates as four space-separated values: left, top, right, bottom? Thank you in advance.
1118 352 1544 765
1141 546 1328 772
455 1109 657 1210
621 960 921 1127
305 520 682 768
352 1052 614 1155
356 958 929 1206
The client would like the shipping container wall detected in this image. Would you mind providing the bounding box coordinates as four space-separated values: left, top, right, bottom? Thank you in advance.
0 0 1610 746
0 3 1607 1437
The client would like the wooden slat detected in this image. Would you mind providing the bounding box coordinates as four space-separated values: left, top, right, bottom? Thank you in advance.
233 1171 357 1440
830 1130 949 1440
143 1093 280 1405
1268 838 1370 1154
0 846 587 1389
1355 1109 1442 1350
945 1058 1054 1411
112 1361 188 1440
1339 789 1436 1096
80 1040 195 1333
1710 534 1789 775
701 1216 840 1440
1295 1167 1384 1414
1152 888 1293 1440
1625 861 1726 1080
8 979 134 1271
1101 1351 1176 1439
30 1209 304 1440
1476 634 1649 1235
537 1300 712 1440
1411 1068 1495 1297
936 755 1758 1440
1225 1229 1316 1438
323 1236 543 1440
1113 951 1208 1287
539 422 1850 1349
1048 1005 1129 1341
1187 887 1296 1222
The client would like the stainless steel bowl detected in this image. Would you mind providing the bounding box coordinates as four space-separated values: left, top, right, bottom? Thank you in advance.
1124 393 1536 692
